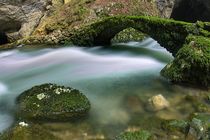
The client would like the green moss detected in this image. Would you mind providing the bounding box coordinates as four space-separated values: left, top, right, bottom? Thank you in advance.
161 35 210 87
111 27 146 43
190 113 210 128
0 123 60 140
162 120 189 133
188 113 210 139
16 83 91 121
114 130 152 140
129 115 164 130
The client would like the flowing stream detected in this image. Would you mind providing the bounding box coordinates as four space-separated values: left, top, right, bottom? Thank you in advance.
0 38 205 139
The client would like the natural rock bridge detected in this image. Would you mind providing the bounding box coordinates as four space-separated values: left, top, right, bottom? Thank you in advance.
70 16 210 87
71 16 210 55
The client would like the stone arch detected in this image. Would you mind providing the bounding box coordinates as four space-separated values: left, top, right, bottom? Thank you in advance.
71 16 195 55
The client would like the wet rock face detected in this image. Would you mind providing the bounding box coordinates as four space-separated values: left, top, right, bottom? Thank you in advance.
0 0 53 43
171 0 210 22
16 83 91 121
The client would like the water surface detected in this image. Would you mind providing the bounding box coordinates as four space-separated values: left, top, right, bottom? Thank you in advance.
0 38 205 139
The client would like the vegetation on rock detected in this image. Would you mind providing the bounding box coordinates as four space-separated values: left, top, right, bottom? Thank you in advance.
0 123 60 140
161 35 210 87
16 83 91 121
70 15 194 54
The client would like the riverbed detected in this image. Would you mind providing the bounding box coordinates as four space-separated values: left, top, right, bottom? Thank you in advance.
0 38 207 139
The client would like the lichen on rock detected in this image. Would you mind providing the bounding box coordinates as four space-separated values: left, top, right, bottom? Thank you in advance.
16 83 91 121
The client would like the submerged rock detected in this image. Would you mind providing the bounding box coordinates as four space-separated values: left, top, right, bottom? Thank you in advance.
162 119 189 133
16 83 91 121
114 130 152 140
0 122 60 140
187 113 210 140
148 94 170 111
161 113 210 139
185 93 210 113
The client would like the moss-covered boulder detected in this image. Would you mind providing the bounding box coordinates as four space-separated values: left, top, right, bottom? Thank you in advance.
186 113 210 139
16 83 91 121
114 130 152 140
0 123 60 140
161 35 210 87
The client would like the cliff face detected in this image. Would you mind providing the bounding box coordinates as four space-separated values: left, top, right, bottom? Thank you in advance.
0 0 64 44
171 0 210 22
33 0 161 36
0 0 175 45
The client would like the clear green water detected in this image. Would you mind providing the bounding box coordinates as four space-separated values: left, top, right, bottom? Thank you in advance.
0 38 208 139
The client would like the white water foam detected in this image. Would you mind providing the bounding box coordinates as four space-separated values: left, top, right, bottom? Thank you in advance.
0 114 14 132
0 82 8 95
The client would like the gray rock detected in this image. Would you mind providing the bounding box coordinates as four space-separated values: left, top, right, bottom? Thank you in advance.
187 113 210 140
0 0 60 43
156 0 175 18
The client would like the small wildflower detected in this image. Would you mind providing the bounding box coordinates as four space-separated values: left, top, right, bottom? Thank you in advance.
55 88 61 95
37 93 46 100
19 122 28 127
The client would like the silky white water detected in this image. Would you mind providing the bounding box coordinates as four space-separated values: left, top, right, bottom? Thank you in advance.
0 38 176 137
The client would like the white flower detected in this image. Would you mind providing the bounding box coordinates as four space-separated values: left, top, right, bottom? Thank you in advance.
37 93 46 100
19 122 28 127
55 88 61 95
33 103 40 107
54 87 71 95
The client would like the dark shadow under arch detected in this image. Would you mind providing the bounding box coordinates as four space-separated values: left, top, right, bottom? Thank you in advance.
0 32 8 45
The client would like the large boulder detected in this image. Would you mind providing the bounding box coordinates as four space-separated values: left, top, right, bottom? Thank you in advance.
161 35 210 87
16 83 91 121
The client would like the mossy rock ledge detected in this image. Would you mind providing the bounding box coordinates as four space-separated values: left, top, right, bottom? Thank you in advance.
16 83 91 121
161 35 210 87
0 123 61 140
